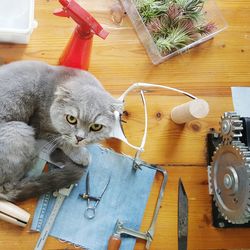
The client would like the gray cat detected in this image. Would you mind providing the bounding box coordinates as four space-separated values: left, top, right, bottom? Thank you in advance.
0 60 122 202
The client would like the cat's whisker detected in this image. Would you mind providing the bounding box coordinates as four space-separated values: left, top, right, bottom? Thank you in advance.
63 134 73 140
40 136 60 151
45 143 59 155
41 137 60 152
41 136 62 154
41 144 59 155
45 140 62 153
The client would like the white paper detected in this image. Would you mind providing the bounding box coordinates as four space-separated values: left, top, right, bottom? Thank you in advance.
231 87 250 117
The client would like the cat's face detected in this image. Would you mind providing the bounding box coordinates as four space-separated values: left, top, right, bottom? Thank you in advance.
50 80 122 147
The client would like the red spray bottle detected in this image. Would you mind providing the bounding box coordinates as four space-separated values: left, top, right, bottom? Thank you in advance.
54 0 109 70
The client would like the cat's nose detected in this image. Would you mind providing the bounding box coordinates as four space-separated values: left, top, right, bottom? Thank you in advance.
75 135 84 142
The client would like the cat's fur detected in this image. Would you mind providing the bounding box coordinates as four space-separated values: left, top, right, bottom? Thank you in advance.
0 60 122 202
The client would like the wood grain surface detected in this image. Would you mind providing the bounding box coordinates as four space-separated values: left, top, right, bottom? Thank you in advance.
0 0 250 249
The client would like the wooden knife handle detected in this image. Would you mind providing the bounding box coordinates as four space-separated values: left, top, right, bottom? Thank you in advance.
108 235 121 250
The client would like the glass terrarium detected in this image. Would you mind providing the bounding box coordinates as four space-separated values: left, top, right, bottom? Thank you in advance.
121 0 227 65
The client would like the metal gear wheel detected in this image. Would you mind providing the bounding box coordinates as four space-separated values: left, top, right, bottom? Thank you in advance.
220 112 243 144
211 143 250 224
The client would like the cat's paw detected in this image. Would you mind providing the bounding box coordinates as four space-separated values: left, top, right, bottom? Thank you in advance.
68 147 90 166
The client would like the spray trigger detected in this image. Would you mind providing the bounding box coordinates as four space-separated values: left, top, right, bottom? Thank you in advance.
53 8 70 18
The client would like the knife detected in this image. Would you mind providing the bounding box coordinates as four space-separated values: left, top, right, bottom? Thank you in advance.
178 179 188 250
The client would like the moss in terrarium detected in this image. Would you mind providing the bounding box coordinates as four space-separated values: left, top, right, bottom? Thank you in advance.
134 0 216 55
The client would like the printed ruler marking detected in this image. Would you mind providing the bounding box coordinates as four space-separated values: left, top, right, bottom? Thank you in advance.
36 163 57 231
36 192 52 231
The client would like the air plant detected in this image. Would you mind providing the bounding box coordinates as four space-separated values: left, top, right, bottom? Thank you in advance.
175 0 205 22
155 26 194 54
135 0 217 55
198 21 216 35
134 0 168 23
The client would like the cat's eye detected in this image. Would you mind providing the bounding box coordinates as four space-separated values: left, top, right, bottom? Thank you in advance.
90 123 103 132
66 115 77 125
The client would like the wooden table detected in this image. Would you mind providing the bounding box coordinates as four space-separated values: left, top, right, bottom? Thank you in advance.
0 0 250 249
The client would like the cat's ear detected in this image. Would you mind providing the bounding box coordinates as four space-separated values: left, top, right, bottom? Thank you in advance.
111 100 124 114
54 86 71 101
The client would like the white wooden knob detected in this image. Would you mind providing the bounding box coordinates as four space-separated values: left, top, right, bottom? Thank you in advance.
171 99 209 124
0 200 30 227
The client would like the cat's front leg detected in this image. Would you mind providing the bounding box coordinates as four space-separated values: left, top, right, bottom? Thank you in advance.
59 143 90 167
68 146 90 166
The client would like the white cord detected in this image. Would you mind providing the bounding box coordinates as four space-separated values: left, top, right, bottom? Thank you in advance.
118 82 198 101
117 90 148 152
140 90 148 152
117 82 198 158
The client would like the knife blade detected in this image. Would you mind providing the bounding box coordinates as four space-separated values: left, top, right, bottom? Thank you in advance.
178 179 188 250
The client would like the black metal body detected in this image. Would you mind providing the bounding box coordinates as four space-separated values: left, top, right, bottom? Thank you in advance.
207 119 250 228
241 117 250 147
